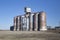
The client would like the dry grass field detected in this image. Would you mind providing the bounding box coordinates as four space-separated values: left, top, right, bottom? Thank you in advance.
0 31 60 40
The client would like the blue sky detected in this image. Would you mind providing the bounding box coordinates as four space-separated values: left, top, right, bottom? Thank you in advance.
0 0 60 30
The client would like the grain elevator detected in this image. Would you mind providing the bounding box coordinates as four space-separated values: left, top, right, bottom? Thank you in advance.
13 7 47 31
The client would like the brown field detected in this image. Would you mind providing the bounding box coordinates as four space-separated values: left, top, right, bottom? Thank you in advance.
0 31 60 40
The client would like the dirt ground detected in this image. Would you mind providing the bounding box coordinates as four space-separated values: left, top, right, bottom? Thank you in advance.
0 31 60 40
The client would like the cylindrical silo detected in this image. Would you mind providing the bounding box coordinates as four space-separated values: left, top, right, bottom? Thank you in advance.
21 16 24 31
25 12 31 31
17 16 21 31
14 17 16 31
16 16 18 31
14 16 18 31
26 17 29 31
21 16 27 31
17 16 19 31
24 7 32 31
33 13 38 31
38 11 47 31
29 13 34 31
25 14 29 31
19 16 22 31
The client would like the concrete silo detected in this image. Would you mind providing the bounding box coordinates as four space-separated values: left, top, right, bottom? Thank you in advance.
14 16 18 31
24 7 33 31
38 11 47 31
33 13 38 31
29 13 33 31
14 17 16 31
21 15 28 31
17 16 21 31
25 14 29 31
